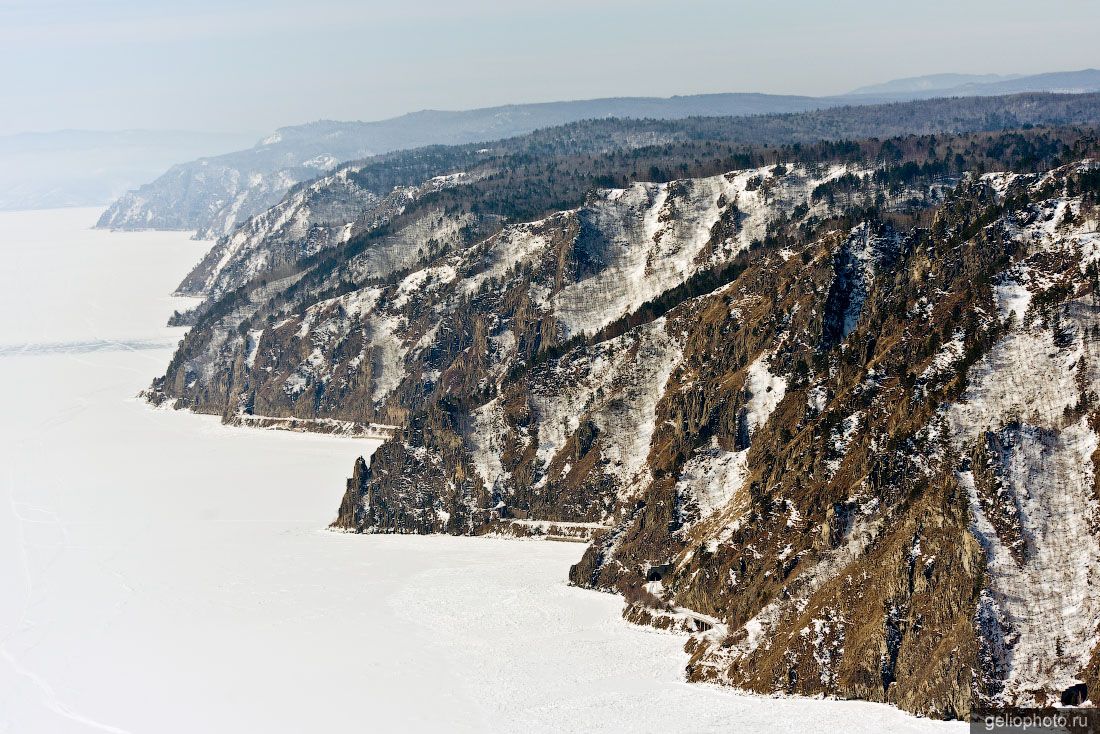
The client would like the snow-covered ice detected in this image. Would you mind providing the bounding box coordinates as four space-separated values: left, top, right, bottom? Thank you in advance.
0 208 964 732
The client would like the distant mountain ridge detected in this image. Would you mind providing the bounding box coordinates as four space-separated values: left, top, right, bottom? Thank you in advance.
96 70 1100 237
943 68 1100 95
849 72 1023 95
849 68 1100 97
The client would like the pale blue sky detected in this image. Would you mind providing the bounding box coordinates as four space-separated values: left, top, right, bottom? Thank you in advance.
2 0 1098 136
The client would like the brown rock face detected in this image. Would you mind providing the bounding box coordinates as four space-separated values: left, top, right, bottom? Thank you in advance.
334 161 1100 718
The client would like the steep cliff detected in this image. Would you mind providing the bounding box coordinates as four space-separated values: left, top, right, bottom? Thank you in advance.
146 116 1100 717
333 161 1100 717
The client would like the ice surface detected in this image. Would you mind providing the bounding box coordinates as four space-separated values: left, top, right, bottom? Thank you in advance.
0 209 962 732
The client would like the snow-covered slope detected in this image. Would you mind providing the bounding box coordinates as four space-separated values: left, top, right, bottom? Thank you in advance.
174 167 478 300
98 154 319 238
946 170 1100 707
147 163 865 431
173 167 377 298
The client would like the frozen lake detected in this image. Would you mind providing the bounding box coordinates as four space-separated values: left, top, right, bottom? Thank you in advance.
0 208 965 732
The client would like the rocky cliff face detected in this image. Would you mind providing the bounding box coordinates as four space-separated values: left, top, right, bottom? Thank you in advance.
146 162 883 447
331 161 1100 717
147 130 1100 718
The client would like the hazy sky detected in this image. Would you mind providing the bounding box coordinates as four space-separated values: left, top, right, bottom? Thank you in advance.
2 0 1098 136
